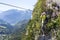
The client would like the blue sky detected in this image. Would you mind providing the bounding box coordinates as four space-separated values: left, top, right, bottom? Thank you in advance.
0 0 37 12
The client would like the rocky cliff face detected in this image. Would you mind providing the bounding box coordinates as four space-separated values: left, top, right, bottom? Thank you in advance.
22 0 60 40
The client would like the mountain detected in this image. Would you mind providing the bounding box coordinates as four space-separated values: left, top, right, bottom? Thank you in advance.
22 0 60 40
14 20 29 33
21 0 47 40
0 9 32 40
15 20 29 27
0 9 32 25
0 19 14 34
10 20 29 40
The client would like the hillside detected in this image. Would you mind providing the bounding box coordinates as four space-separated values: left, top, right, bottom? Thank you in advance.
22 0 60 40
0 19 14 34
9 20 29 40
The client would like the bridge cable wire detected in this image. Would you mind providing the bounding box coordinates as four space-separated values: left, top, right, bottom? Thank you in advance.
0 2 31 10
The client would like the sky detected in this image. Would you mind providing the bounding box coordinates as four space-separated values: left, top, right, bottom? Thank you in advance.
0 0 37 12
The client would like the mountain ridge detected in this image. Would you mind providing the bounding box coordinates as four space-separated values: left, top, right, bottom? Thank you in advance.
0 9 32 25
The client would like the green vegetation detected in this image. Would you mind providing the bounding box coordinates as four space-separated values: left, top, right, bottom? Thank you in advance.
22 0 46 40
1 0 60 40
22 0 60 40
